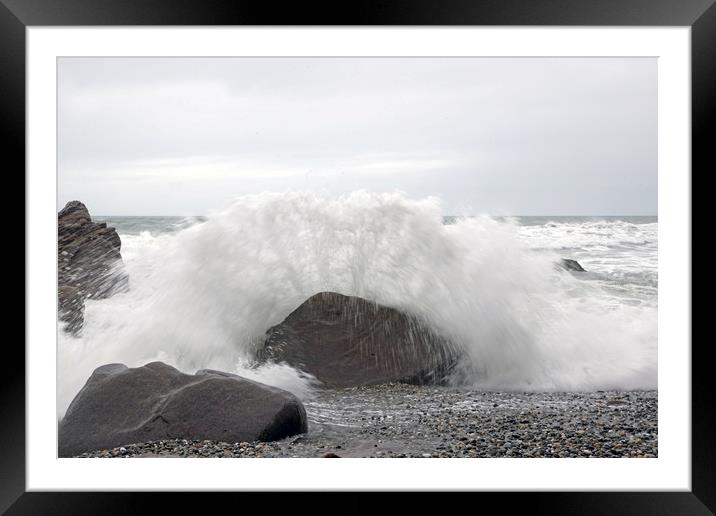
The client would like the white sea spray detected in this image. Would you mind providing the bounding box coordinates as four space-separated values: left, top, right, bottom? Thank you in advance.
58 191 657 417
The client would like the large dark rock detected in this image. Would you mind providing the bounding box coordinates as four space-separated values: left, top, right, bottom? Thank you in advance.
58 362 308 457
259 292 457 388
58 201 128 334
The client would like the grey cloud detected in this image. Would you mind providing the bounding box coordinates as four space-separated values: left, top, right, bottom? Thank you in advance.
58 57 656 216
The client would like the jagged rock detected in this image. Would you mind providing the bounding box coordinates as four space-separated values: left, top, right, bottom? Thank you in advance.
58 362 308 457
58 285 84 335
259 292 457 388
58 201 128 334
558 258 586 272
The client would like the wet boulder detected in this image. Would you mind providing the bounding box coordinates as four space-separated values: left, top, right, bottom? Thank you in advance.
58 362 308 457
259 292 457 388
58 201 128 334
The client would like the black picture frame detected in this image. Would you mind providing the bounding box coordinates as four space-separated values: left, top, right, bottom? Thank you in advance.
4 0 711 512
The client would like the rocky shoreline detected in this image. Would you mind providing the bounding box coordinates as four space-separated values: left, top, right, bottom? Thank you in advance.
75 385 657 458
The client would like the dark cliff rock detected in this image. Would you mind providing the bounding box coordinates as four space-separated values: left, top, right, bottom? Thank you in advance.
58 201 128 334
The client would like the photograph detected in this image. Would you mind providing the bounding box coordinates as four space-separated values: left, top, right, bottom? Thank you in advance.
56 56 658 459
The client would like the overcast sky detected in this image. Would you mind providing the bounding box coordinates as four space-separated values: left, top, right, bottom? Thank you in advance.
58 57 656 216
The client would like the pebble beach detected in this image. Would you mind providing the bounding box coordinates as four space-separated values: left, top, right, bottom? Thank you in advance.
76 384 657 458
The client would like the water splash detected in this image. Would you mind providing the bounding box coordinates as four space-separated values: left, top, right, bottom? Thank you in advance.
58 191 656 417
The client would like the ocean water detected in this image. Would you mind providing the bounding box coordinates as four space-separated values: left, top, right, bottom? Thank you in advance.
58 192 657 417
